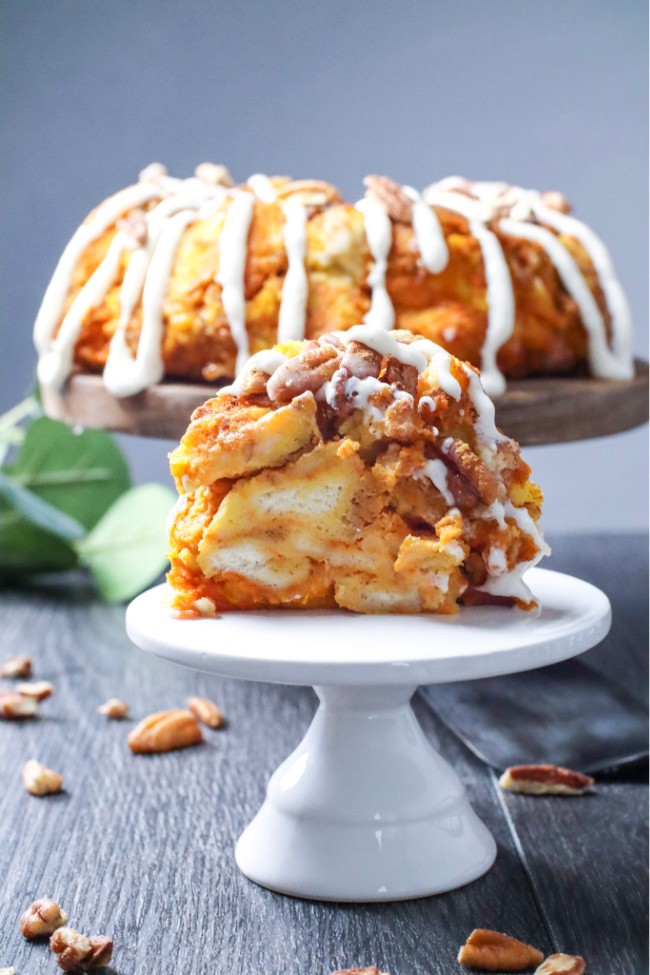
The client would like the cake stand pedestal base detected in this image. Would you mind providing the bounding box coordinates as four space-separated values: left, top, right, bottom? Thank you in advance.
126 569 611 902
235 684 495 901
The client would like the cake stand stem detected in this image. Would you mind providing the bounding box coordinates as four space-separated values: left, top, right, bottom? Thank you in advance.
235 683 496 901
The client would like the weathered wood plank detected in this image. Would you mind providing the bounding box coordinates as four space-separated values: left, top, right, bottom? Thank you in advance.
495 534 649 975
0 532 646 974
497 769 648 974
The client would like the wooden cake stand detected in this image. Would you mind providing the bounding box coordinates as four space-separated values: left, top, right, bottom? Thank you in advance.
41 360 649 446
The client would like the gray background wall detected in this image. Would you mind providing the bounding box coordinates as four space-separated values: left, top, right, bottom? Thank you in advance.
1 0 647 533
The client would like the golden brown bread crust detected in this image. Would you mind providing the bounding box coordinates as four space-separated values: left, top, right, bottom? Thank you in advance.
56 182 607 385
166 331 547 615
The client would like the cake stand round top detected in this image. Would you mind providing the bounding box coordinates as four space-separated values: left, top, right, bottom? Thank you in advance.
42 360 649 446
126 567 611 687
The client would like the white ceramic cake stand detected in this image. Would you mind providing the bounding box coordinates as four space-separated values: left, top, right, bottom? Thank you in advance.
126 567 610 902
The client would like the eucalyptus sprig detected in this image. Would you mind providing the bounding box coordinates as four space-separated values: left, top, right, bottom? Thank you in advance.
0 397 176 602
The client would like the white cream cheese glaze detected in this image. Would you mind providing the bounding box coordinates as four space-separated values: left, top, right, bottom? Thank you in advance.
246 174 277 203
217 191 256 375
103 209 198 396
34 165 633 401
530 200 633 378
33 182 165 357
277 198 308 343
424 178 633 391
354 197 395 331
220 349 289 396
416 459 455 505
423 187 515 396
402 185 448 274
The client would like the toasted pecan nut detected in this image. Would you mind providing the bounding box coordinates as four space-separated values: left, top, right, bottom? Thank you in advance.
535 955 585 975
364 175 412 223
276 179 341 206
425 438 498 510
440 438 498 505
21 898 68 938
0 692 38 720
128 709 203 753
318 333 346 350
383 358 419 397
50 928 92 972
458 929 544 970
500 764 594 796
342 341 384 381
17 680 54 701
188 696 224 729
1 655 32 679
98 698 129 719
267 341 341 403
22 759 63 796
327 341 384 418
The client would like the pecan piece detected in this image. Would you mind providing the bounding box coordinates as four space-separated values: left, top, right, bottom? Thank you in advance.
98 698 129 719
128 709 203 753
21 898 68 938
458 929 544 970
188 696 224 729
499 764 594 796
425 438 498 510
22 759 63 796
383 358 419 397
50 928 92 972
318 333 345 350
17 680 54 701
1 655 32 679
276 179 341 206
535 955 585 975
0 692 38 719
363 175 412 223
267 341 341 403
327 341 383 418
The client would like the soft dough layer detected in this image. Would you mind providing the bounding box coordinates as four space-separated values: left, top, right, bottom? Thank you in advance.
167 327 549 615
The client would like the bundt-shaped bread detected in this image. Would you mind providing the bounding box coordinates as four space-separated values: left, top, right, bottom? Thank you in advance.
34 165 633 399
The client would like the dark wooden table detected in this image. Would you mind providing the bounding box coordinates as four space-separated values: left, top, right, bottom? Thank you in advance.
0 534 647 975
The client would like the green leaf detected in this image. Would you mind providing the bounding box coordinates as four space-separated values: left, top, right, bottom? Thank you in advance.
10 417 130 531
75 484 176 603
0 504 78 579
0 470 86 542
